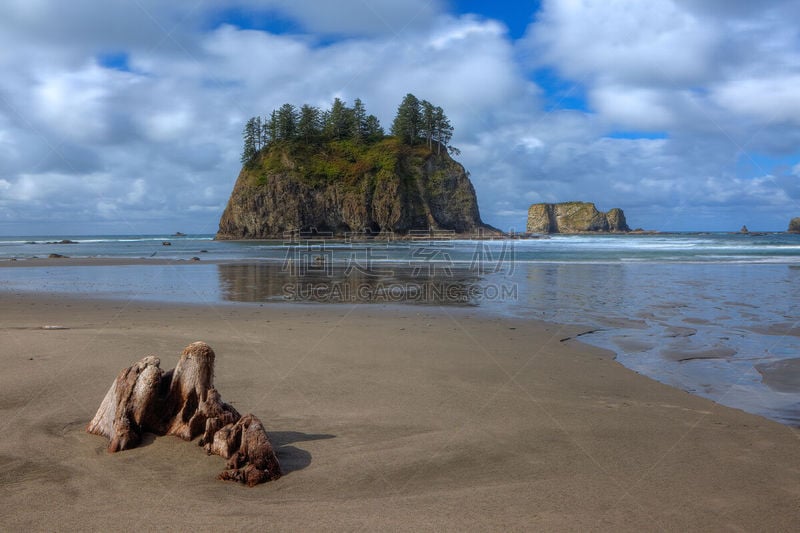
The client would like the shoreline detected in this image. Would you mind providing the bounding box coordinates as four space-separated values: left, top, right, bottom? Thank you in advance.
0 257 232 267
1 293 799 529
2 258 799 429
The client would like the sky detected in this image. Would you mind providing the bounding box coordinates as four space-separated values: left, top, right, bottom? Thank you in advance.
1 0 799 235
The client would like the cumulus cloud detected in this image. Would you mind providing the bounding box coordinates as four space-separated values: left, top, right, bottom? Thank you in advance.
527 0 717 86
0 0 798 234
514 0 800 230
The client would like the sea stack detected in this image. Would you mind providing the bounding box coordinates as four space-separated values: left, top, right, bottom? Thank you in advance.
788 217 800 233
526 202 630 234
216 142 493 239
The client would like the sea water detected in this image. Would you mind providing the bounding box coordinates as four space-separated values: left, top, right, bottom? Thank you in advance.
1 232 799 425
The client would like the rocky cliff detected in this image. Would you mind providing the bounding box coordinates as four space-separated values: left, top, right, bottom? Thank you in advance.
216 139 491 239
526 202 630 233
789 217 800 233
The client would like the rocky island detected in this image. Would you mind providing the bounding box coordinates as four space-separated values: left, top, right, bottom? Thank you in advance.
217 95 493 239
788 217 800 233
526 201 630 234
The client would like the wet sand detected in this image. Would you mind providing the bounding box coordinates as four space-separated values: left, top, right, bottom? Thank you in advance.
1 293 799 531
756 359 800 393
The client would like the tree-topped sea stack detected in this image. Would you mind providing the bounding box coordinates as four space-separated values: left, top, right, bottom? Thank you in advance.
216 95 493 239
527 202 630 234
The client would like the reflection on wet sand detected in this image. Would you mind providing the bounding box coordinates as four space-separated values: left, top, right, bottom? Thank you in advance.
216 262 487 305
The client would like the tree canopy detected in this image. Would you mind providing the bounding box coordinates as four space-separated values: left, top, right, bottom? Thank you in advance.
241 94 457 164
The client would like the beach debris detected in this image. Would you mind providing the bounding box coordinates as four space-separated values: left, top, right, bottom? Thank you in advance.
41 325 69 330
87 341 281 486
162 241 171 246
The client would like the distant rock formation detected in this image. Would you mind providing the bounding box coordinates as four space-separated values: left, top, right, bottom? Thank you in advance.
788 218 800 233
216 140 496 239
526 202 630 234
740 225 749 234
87 341 281 486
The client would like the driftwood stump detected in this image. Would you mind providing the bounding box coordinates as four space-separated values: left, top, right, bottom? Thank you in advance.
87 342 281 486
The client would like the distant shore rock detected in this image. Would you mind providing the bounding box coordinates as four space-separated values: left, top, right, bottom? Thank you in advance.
46 239 78 244
788 217 800 233
740 225 749 234
526 202 631 234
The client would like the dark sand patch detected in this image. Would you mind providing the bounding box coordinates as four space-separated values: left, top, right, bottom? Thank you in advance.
747 322 800 338
756 358 800 393
664 325 697 338
683 317 711 325
664 346 737 362
612 336 655 353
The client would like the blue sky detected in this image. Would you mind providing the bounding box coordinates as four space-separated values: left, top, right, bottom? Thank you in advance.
1 0 799 234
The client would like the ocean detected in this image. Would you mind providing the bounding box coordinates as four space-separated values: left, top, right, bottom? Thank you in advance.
1 232 799 426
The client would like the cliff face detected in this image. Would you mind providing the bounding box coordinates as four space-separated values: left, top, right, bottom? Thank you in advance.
526 202 630 234
216 139 488 239
788 217 800 233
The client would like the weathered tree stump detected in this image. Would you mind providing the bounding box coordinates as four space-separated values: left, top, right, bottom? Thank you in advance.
87 342 281 486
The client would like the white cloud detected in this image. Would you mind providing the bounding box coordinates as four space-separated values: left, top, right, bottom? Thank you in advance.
526 0 717 85
0 0 799 234
589 85 675 130
712 75 800 124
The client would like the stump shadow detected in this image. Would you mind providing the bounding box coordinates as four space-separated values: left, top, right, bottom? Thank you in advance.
267 431 335 475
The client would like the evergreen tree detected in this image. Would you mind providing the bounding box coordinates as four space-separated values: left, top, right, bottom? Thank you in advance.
391 93 422 145
241 116 258 163
351 98 367 143
297 104 321 144
276 103 298 141
364 114 384 141
261 115 271 145
266 110 279 144
324 98 352 140
433 106 454 155
421 100 435 149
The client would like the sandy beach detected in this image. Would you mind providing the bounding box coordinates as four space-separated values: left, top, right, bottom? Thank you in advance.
1 293 799 531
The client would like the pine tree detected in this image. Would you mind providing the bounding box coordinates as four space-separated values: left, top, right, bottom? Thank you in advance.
351 98 367 143
261 115 271 145
391 93 422 145
324 98 352 140
364 114 384 141
241 117 258 163
276 103 298 141
297 104 321 144
253 116 263 150
433 106 454 155
266 110 279 144
421 100 435 149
